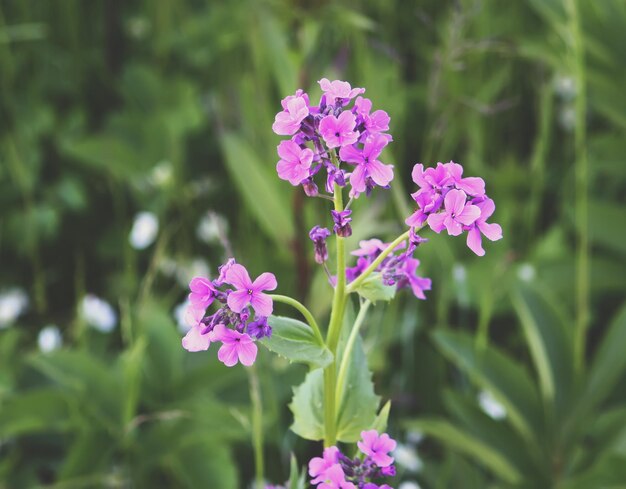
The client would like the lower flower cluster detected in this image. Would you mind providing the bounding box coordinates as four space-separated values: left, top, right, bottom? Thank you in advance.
181 259 277 367
309 430 397 489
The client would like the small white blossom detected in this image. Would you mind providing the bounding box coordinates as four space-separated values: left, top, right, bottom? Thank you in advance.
81 294 117 333
196 212 228 244
129 211 159 250
149 160 173 187
452 264 467 283
399 482 422 489
174 300 193 333
517 263 536 282
393 443 423 473
0 288 29 328
553 75 576 101
478 390 507 420
38 325 62 353
406 429 424 445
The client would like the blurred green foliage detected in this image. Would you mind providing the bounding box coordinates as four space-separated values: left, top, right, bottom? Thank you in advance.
0 0 625 487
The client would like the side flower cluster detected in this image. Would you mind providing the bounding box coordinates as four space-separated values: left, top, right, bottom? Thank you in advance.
405 161 502 256
181 259 276 367
309 430 396 489
347 235 431 300
273 79 394 199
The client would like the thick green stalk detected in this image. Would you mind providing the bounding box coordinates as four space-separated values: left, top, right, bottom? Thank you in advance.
323 182 348 447
335 300 371 402
269 294 324 345
346 230 411 294
248 365 264 489
565 0 589 375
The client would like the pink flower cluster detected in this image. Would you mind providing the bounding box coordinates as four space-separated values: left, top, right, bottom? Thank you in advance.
347 238 431 300
273 79 393 199
406 162 502 256
182 260 276 367
309 430 396 489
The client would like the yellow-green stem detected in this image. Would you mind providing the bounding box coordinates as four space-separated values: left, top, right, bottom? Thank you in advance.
335 300 371 402
269 294 324 345
323 182 347 447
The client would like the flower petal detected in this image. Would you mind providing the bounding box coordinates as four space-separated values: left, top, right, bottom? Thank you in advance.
224 264 252 290
249 292 273 317
367 160 394 187
227 289 251 313
444 189 467 216
237 338 258 366
252 272 277 292
427 212 446 233
478 221 503 241
456 203 481 226
217 342 239 367
466 226 485 256
181 325 211 352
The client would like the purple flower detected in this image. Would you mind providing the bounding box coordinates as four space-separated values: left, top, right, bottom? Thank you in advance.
181 309 212 352
276 140 314 185
272 95 309 135
351 238 387 257
247 316 272 339
427 189 480 236
212 324 257 367
309 225 331 264
346 256 370 283
466 197 503 256
339 134 394 196
302 178 319 197
326 164 346 193
357 430 397 468
331 210 352 238
319 112 359 149
319 78 365 105
224 264 277 317
353 96 390 133
396 257 431 300
309 446 340 484
188 277 216 309
447 161 486 197
215 258 237 286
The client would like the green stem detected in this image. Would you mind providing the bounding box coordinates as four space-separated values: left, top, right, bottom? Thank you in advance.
323 181 348 447
565 0 589 376
269 294 324 345
335 300 372 401
248 364 264 489
346 230 411 294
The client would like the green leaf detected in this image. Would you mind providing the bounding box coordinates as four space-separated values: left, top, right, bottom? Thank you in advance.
353 273 396 303
288 368 325 441
220 133 294 246
371 400 391 434
262 316 333 369
288 453 307 489
0 388 72 437
405 418 522 484
512 282 574 414
335 335 380 442
432 329 542 443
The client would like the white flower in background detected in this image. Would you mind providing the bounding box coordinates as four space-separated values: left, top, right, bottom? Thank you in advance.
478 390 507 420
406 429 424 446
558 105 576 132
394 443 423 473
0 288 29 328
196 212 228 244
399 482 422 489
452 263 467 283
149 160 173 187
81 294 117 333
175 257 211 288
174 300 193 333
553 75 576 101
517 263 536 282
38 325 62 353
129 211 159 250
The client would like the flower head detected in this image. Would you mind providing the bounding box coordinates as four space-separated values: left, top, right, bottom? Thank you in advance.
331 210 353 238
340 134 394 197
466 197 503 256
319 111 359 149
358 430 397 467
188 277 216 309
276 140 314 185
272 94 309 135
319 78 365 106
224 264 277 317
212 324 257 367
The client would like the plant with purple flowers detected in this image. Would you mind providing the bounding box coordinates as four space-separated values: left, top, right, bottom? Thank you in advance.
182 78 502 488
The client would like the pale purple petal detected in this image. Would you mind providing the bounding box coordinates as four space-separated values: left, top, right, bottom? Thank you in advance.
427 212 447 233
456 203 481 226
237 338 258 366
249 292 273 317
182 325 211 352
444 215 463 236
336 111 356 133
349 165 368 194
272 111 298 135
457 176 485 196
217 342 239 367
224 264 252 290
338 145 364 164
478 221 503 241
227 289 251 313
363 134 388 160
445 189 467 216
367 160 394 187
477 197 496 220
252 272 277 292
467 227 485 256
277 139 301 161
367 110 390 132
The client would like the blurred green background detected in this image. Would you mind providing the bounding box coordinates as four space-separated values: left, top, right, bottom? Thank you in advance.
1 0 625 487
